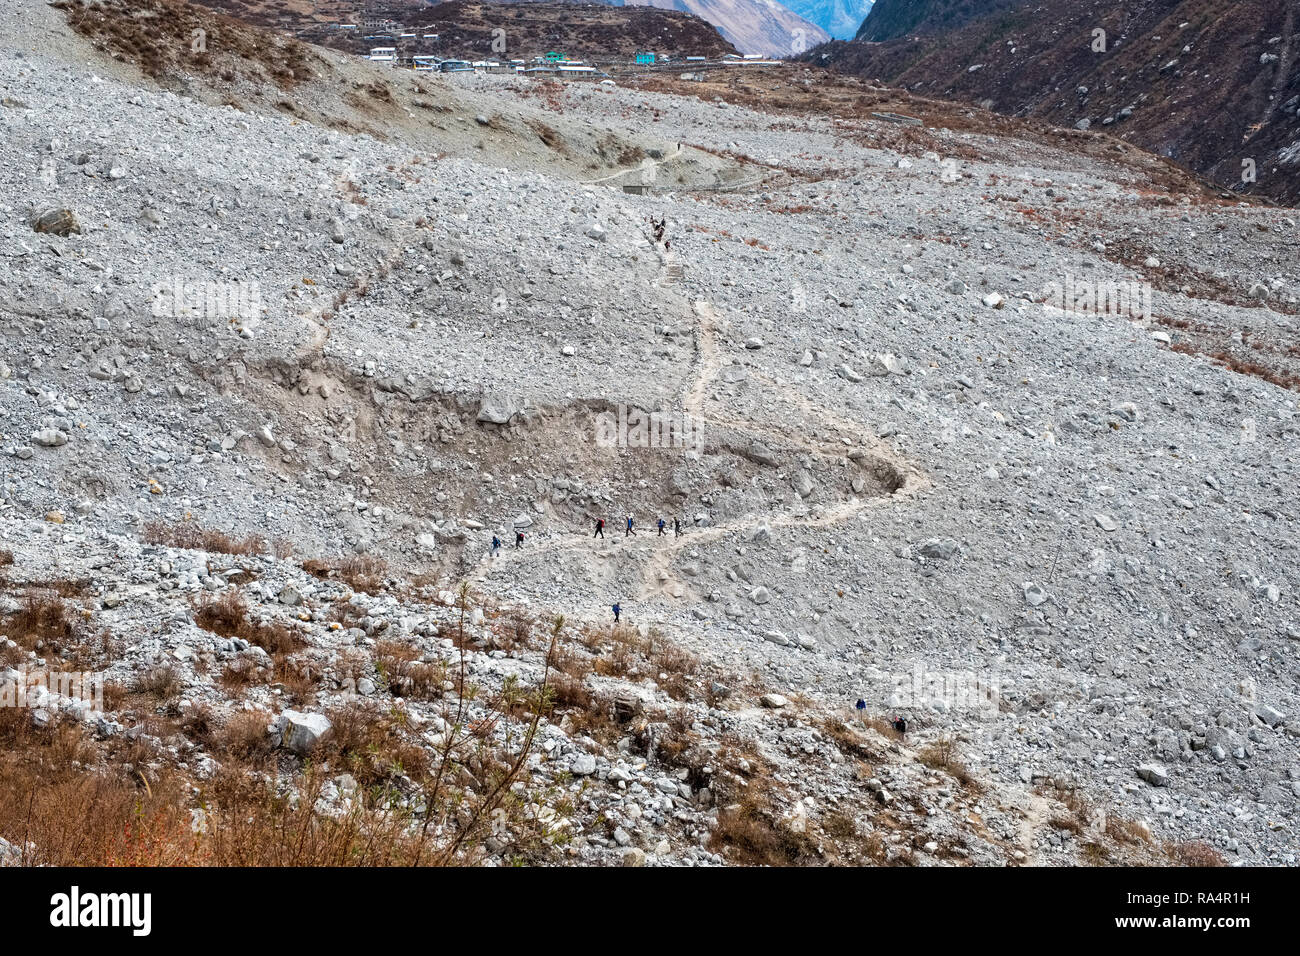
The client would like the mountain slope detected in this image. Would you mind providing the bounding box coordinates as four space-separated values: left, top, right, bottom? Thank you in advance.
811 0 1300 205
192 1 739 59
621 0 829 56
779 0 872 41
199 0 827 59
854 0 1016 41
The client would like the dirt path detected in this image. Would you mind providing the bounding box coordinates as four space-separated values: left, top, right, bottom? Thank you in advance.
582 142 685 185
468 236 929 607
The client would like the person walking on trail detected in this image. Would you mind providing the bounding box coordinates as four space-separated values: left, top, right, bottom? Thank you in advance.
657 518 667 537
625 515 636 537
892 715 907 736
855 699 866 715
673 517 681 538
594 517 605 539
612 602 621 623
491 535 501 557
515 530 525 549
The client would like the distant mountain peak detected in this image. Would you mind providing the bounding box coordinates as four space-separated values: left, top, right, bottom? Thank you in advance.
620 0 829 57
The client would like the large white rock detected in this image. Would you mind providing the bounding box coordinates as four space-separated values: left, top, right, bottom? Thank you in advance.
275 710 332 755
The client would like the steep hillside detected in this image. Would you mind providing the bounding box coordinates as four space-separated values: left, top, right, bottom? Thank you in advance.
779 0 873 41
315 1 739 60
4 0 1299 874
811 0 1300 205
196 0 825 58
621 0 829 56
193 0 739 59
854 0 1017 42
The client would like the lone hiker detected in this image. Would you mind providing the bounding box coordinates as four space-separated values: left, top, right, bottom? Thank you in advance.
673 517 681 537
491 535 501 557
657 517 667 537
625 514 636 537
855 699 866 714
612 602 621 623
515 530 525 549
594 517 605 539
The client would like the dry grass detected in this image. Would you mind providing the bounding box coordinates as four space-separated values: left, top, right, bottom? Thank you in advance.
53 0 314 91
0 707 195 865
494 607 538 653
818 717 880 761
917 736 981 791
822 810 858 840
194 591 304 655
1168 840 1227 867
549 672 595 711
575 624 700 702
709 790 822 867
135 663 183 701
858 713 905 739
322 701 432 789
179 702 214 743
1105 815 1152 846
1049 814 1085 835
272 654 320 705
1 589 80 654
374 640 444 701
0 596 567 866
303 555 388 595
101 681 129 711
212 710 274 762
142 519 267 556
218 658 259 695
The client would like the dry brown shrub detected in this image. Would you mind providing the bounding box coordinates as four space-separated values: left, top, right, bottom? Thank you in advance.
142 520 266 556
194 591 304 655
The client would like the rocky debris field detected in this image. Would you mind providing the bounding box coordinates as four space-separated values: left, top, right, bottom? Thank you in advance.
6 515 1135 866
0 0 1297 865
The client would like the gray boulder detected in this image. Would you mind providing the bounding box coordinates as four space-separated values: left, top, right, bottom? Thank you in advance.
1136 763 1169 787
274 710 332 755
477 394 524 425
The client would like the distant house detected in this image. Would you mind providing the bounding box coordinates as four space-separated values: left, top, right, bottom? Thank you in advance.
362 15 402 32
635 51 656 65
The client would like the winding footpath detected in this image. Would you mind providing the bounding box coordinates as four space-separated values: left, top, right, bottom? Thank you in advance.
467 233 929 612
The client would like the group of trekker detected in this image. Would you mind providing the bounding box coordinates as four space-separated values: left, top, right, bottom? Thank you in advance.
490 513 684 556
488 530 527 554
593 514 681 539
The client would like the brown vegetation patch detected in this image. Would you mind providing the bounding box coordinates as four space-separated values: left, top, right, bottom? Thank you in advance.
194 590 305 655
